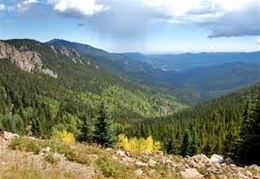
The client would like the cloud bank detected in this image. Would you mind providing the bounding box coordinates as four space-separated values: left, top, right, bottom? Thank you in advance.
1 0 260 39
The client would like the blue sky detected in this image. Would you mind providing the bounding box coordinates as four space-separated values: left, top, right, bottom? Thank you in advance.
0 0 259 53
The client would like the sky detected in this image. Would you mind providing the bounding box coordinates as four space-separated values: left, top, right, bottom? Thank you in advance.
0 0 260 53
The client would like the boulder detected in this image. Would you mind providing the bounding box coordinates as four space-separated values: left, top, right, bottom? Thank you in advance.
210 154 223 163
180 168 204 179
0 131 19 141
190 154 210 164
224 157 234 165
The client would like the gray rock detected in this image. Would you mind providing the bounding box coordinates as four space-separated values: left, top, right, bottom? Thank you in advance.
115 150 127 157
180 168 204 179
134 169 143 177
0 131 19 141
140 150 151 157
148 159 157 167
135 161 148 167
210 154 223 163
224 157 234 165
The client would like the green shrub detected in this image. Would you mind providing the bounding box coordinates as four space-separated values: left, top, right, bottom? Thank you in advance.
44 153 60 165
45 141 71 154
9 137 44 154
97 155 123 178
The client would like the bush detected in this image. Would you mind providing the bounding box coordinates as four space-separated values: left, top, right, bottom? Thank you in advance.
97 154 123 178
52 130 75 145
9 137 44 154
44 153 60 164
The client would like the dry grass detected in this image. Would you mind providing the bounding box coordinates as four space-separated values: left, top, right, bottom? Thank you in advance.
1 137 188 179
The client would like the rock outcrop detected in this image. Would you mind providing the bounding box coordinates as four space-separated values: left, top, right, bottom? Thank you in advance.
113 150 260 179
0 41 42 72
0 41 57 78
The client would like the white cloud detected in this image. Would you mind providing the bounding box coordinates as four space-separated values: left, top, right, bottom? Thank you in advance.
16 0 38 13
93 0 260 38
206 1 260 37
256 36 260 45
0 4 6 11
23 0 38 5
46 0 107 16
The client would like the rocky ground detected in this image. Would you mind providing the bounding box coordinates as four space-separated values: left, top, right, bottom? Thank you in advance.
1 131 260 179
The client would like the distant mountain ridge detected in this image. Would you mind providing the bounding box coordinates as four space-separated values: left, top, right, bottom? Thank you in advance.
47 39 260 105
122 51 260 71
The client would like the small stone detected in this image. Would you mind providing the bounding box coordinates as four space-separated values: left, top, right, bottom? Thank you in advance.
237 171 248 179
126 151 131 157
141 150 151 157
154 151 164 156
135 161 148 167
122 156 133 163
134 169 143 177
148 159 157 167
115 150 127 157
246 170 253 177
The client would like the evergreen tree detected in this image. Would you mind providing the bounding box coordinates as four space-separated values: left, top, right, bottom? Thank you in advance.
93 103 116 148
238 89 260 165
166 135 175 154
203 142 213 156
77 114 93 143
181 131 190 157
189 132 199 156
31 118 42 138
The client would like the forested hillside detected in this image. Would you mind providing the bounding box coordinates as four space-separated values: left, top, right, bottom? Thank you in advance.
0 39 187 138
120 84 260 164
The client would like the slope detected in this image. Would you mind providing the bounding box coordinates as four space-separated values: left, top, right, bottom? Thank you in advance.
0 39 187 138
121 83 260 156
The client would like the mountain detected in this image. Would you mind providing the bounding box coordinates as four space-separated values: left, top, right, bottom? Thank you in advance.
46 39 173 87
165 62 260 104
47 39 260 105
145 52 260 71
0 39 187 137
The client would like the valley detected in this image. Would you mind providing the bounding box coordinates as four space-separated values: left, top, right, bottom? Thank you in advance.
0 38 259 179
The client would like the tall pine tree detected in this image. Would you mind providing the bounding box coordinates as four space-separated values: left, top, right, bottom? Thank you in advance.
77 114 94 143
93 103 116 148
181 131 191 157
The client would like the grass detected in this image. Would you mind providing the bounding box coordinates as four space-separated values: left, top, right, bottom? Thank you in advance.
0 164 42 179
5 137 202 179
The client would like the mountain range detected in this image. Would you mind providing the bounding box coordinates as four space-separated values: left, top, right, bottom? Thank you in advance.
46 39 260 105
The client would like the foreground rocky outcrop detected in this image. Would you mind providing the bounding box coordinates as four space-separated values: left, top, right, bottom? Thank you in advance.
113 149 260 179
1 131 260 179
